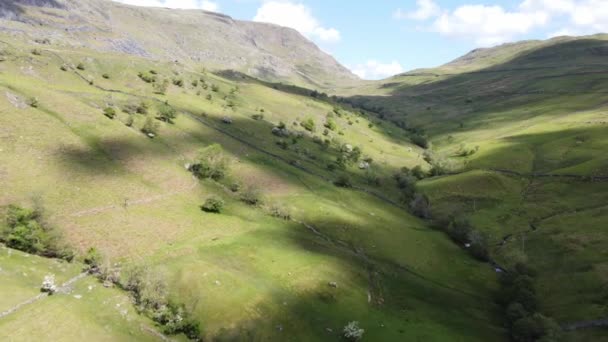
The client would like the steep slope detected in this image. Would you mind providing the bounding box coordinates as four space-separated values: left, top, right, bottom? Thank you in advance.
0 0 358 89
342 34 608 339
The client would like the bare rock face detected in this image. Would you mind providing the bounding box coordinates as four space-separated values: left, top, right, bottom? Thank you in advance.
3 0 359 88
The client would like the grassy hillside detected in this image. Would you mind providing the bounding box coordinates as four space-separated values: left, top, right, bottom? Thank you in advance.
343 35 608 340
0 33 506 341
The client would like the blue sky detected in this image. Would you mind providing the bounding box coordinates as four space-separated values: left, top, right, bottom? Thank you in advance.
112 1 608 79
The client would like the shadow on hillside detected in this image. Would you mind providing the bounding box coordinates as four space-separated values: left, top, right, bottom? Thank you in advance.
55 134 183 174
345 38 608 136
193 216 505 341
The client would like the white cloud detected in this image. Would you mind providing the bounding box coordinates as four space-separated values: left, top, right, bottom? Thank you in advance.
394 0 440 21
394 0 608 47
112 0 219 12
253 1 341 42
349 60 404 80
432 4 549 46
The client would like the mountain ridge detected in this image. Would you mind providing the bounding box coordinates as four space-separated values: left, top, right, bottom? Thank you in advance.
0 0 359 88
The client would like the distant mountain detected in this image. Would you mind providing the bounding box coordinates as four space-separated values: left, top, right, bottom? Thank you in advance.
0 0 359 88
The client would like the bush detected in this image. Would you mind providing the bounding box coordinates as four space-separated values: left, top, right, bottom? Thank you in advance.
511 313 561 342
446 218 472 244
410 134 429 148
189 144 230 181
240 186 262 206
136 102 149 114
267 203 291 220
276 140 289 149
410 165 426 180
468 230 489 261
506 303 529 325
120 265 167 311
84 247 102 269
28 97 39 108
119 266 201 339
172 78 184 87
103 107 116 119
141 117 160 137
201 197 224 213
138 71 157 83
154 302 201 339
229 182 241 192
343 321 364 341
324 118 337 131
102 73 110 79
410 193 431 218
394 169 418 201
60 64 68 71
211 84 220 92
1 205 72 260
125 115 134 127
153 79 169 95
76 63 85 70
157 104 177 123
364 168 381 186
334 174 352 188
300 118 316 132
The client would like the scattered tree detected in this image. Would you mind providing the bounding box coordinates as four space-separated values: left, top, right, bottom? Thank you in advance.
138 71 156 83
1 204 72 260
103 107 116 119
324 118 337 131
267 203 291 220
28 97 39 108
157 103 177 124
84 247 103 270
334 174 352 188
201 197 224 213
141 117 160 137
189 144 230 181
240 186 262 205
300 118 316 132
125 115 134 127
153 79 169 95
136 101 149 114
172 78 184 87
410 193 431 218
